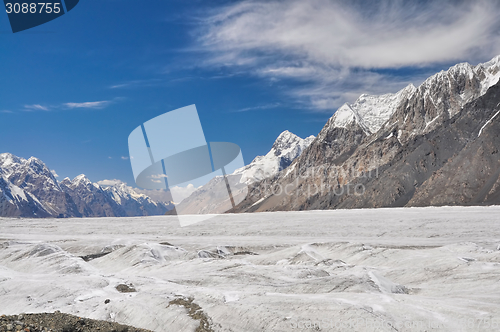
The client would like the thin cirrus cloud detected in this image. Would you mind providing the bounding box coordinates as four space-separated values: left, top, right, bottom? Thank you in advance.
63 101 112 109
232 103 281 113
20 100 114 112
109 78 163 89
196 0 500 110
24 104 49 111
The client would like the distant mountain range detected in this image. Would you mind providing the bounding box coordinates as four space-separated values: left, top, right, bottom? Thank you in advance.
0 153 173 218
233 55 500 212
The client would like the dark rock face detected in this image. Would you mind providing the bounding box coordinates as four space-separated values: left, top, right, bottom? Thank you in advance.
0 154 173 218
234 56 500 212
407 83 500 206
0 176 50 218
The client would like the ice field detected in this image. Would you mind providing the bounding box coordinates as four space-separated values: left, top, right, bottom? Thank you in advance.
0 206 500 331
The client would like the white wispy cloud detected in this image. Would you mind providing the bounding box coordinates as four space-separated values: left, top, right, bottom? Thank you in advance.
233 103 281 112
109 78 163 89
196 0 500 110
121 156 129 160
63 101 111 109
170 184 199 204
97 179 126 186
24 104 49 111
150 174 168 179
1 110 13 113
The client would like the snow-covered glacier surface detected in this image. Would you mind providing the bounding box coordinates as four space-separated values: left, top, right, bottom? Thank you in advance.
1 206 500 331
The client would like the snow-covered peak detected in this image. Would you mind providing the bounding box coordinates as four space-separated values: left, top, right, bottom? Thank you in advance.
476 56 500 95
0 153 25 178
271 130 309 155
448 62 474 76
478 54 500 70
71 174 93 188
61 177 71 184
0 153 24 166
273 130 299 145
353 84 416 134
330 103 357 129
26 156 51 175
419 56 500 109
234 130 315 183
27 156 43 164
329 84 416 134
0 153 61 194
103 182 151 204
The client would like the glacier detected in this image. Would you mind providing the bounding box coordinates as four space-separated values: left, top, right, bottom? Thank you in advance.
0 206 499 331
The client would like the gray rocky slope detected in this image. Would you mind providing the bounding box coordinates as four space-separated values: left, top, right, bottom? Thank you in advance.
233 56 500 212
0 154 173 218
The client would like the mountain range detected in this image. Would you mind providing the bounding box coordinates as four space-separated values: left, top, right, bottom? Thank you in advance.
233 55 500 212
0 153 173 218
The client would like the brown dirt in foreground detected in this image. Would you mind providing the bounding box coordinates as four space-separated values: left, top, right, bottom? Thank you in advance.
0 312 153 332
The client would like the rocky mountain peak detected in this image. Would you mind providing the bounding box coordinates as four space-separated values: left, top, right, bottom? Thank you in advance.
0 153 24 178
71 174 92 187
232 130 314 183
383 55 500 144
26 156 53 177
0 152 23 166
271 130 301 151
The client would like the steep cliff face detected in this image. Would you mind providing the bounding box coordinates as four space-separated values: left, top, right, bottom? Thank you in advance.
0 175 50 218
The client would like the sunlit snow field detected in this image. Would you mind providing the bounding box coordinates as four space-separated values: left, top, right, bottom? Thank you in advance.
0 206 500 331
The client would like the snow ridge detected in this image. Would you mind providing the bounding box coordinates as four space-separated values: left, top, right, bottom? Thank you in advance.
330 84 416 134
329 55 500 135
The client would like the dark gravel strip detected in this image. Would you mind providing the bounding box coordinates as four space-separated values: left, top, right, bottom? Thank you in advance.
0 312 153 332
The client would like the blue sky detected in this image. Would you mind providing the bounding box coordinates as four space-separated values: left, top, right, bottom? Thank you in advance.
1 0 500 187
